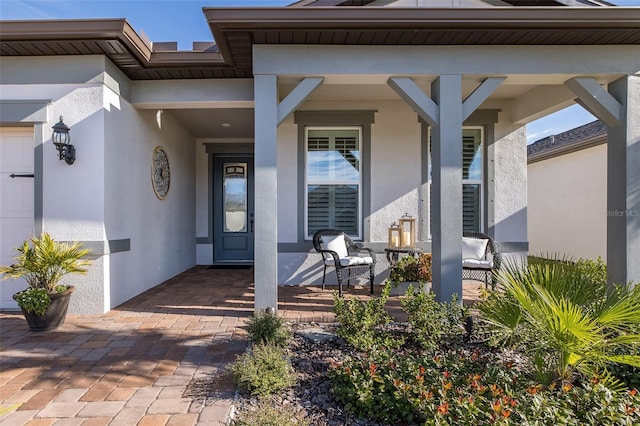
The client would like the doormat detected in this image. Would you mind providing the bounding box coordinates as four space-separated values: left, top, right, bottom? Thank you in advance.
207 265 253 270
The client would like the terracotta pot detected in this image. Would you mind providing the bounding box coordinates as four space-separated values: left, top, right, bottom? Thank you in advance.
13 286 75 332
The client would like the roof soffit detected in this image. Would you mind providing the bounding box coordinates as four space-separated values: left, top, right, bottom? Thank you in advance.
0 19 239 79
204 7 640 74
2 7 639 80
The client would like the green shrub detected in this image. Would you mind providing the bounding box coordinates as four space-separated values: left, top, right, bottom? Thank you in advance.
478 255 640 386
13 287 51 315
389 253 432 283
330 346 640 425
229 343 296 397
232 399 309 426
245 309 292 346
332 280 397 350
401 285 468 351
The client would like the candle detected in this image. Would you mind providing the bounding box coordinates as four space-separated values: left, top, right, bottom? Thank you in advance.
403 231 411 246
391 235 399 247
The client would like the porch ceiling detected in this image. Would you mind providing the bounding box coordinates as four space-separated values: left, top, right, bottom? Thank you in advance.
170 108 254 139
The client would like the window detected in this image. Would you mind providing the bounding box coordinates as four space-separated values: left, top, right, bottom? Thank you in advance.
305 127 361 239
427 126 484 235
462 128 483 233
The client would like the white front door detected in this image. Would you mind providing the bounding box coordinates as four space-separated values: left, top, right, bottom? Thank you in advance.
0 128 35 310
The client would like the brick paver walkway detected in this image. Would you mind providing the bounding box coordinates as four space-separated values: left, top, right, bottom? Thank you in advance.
1 266 484 425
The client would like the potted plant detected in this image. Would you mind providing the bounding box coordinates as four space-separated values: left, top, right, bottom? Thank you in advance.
389 253 432 296
0 233 91 332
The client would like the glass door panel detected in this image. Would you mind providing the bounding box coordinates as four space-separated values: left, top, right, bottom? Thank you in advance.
223 163 247 233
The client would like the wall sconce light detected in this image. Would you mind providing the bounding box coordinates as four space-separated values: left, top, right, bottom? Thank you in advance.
51 116 75 165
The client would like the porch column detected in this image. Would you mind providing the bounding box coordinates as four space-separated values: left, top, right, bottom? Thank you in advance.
431 75 464 302
254 74 279 310
607 74 640 287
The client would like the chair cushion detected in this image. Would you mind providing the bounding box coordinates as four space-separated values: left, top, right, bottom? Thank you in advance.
462 258 493 269
324 256 373 267
462 237 488 260
321 234 349 258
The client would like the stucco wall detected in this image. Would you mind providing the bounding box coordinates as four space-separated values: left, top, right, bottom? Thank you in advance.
528 144 607 261
1 56 113 314
0 56 197 314
276 99 422 285
104 95 197 311
492 123 528 243
195 141 211 264
275 99 529 285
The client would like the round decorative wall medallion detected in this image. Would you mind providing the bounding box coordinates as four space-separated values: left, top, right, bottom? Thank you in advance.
151 146 170 200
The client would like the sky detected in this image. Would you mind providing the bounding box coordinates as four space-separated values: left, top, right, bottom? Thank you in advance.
2 0 638 144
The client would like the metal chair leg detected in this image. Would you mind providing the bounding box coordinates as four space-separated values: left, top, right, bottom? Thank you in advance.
322 265 327 290
369 265 375 294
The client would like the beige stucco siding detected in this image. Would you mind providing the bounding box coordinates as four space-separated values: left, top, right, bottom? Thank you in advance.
528 144 607 261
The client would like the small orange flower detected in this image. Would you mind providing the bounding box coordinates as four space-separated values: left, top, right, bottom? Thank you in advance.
419 365 426 375
563 383 573 393
503 409 512 418
437 402 449 414
490 384 502 396
443 381 453 390
443 371 451 378
527 385 539 395
369 363 377 376
630 389 638 397
492 401 502 413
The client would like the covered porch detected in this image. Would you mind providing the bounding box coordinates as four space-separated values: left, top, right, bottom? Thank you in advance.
214 7 640 310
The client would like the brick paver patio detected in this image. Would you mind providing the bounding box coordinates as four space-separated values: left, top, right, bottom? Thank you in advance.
1 266 484 425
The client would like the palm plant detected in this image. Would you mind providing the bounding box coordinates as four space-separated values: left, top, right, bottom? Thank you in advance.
0 233 91 292
477 256 640 386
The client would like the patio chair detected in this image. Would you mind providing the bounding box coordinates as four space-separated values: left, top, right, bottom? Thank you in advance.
312 229 376 297
462 231 502 289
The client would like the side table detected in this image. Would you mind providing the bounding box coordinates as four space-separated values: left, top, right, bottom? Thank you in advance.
384 247 423 267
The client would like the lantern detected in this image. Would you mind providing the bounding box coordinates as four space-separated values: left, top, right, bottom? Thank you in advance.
399 213 416 248
51 116 75 165
388 222 401 248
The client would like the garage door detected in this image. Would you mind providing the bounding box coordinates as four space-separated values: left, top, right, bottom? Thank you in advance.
0 128 34 310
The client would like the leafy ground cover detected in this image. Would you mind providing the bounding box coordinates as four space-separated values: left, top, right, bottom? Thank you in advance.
230 257 640 425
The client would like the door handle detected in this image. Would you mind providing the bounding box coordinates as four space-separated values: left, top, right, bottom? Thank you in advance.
10 174 34 178
250 213 254 233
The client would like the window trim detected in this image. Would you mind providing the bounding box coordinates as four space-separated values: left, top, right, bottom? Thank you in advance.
304 126 363 240
425 125 485 239
294 110 375 245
